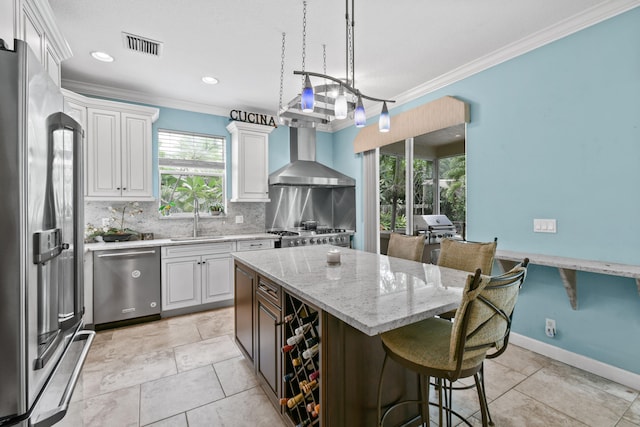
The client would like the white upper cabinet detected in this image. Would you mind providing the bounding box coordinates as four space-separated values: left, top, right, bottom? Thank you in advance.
10 0 72 86
226 121 274 202
64 92 159 200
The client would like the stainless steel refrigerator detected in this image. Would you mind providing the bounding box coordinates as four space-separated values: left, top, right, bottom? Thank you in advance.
0 40 95 426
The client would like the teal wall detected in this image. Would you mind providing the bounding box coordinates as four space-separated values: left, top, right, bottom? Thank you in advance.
332 8 640 373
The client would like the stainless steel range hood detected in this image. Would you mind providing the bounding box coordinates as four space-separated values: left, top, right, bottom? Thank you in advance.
269 127 355 187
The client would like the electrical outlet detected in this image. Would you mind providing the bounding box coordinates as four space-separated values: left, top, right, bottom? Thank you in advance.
545 318 556 338
235 215 243 224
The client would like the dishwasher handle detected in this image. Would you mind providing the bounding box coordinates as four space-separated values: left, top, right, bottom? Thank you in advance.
97 250 157 258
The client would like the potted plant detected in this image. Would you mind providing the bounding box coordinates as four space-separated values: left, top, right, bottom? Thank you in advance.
86 202 143 242
209 202 225 216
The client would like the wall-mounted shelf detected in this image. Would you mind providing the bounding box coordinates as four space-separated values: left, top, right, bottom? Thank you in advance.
495 250 640 310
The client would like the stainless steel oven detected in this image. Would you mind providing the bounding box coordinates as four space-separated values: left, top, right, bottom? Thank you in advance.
268 228 353 248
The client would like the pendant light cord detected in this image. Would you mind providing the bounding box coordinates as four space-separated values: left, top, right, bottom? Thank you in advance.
301 1 307 85
278 32 286 121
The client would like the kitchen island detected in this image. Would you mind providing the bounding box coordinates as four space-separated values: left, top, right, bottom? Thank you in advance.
232 245 470 426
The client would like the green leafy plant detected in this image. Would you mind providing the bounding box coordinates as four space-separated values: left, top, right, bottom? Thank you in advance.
159 175 224 215
209 202 225 214
85 202 143 240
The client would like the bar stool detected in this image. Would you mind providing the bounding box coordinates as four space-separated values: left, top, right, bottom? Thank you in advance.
387 233 425 262
376 261 528 426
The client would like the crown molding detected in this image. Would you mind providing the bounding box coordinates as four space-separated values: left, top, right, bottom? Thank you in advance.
62 79 236 117
23 0 73 60
62 0 638 131
330 0 640 133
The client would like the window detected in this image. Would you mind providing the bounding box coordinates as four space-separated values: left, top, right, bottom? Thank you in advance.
378 135 466 235
158 130 226 217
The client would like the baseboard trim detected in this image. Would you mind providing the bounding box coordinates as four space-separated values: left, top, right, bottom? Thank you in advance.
510 333 640 391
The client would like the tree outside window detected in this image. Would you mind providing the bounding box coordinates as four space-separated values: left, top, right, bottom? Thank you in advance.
158 130 226 217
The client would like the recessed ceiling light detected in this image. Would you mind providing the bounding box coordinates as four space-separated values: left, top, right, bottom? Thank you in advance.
202 76 219 85
91 51 114 62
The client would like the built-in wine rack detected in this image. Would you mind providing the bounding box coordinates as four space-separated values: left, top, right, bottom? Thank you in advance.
280 294 321 427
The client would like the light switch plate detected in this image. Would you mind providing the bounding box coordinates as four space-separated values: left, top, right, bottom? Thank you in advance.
235 215 244 224
534 218 557 233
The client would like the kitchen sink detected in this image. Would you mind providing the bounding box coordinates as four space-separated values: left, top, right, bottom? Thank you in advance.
170 236 227 242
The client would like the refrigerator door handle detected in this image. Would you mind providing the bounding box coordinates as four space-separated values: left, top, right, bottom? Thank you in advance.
31 330 95 427
58 312 74 322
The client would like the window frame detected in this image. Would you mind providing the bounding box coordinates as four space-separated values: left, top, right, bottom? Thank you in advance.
157 129 227 218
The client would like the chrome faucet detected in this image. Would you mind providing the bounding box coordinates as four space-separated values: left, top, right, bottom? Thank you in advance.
193 199 200 237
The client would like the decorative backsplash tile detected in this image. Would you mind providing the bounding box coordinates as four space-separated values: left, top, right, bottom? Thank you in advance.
84 201 265 240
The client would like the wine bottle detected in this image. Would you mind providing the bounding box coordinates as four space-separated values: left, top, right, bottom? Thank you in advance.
294 323 312 336
282 344 296 353
283 373 295 382
302 343 319 360
287 393 304 408
309 371 320 381
292 357 302 367
295 420 310 427
287 334 304 346
305 336 319 348
311 404 320 417
301 379 317 394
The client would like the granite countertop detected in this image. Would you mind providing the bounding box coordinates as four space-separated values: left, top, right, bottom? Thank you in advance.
232 246 471 336
84 233 279 252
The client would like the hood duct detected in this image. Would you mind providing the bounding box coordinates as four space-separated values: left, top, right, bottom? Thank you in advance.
268 128 355 187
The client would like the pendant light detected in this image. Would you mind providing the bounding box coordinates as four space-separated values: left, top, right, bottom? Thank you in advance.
335 86 348 119
282 0 395 132
301 74 315 112
378 102 390 132
354 95 366 127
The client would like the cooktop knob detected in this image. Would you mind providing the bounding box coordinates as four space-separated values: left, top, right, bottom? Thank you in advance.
310 238 315 244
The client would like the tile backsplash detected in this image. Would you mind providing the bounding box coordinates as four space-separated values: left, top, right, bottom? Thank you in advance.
84 200 265 240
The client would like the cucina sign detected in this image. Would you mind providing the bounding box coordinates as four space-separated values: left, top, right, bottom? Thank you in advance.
229 110 277 127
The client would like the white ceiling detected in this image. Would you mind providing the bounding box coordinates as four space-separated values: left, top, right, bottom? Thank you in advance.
49 0 637 126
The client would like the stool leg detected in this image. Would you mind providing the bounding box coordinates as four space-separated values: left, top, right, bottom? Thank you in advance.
474 373 489 427
437 378 444 426
377 353 388 427
479 364 495 426
445 379 453 427
419 374 431 427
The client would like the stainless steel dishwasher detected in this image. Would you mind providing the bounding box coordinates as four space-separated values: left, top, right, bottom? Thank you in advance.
93 247 161 325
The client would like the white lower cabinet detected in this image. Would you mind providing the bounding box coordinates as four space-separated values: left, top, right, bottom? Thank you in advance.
202 254 233 304
161 242 236 312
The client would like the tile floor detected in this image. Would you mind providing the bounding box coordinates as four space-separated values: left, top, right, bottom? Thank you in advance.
59 307 640 426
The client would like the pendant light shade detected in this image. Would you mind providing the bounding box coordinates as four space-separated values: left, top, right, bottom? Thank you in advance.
335 87 348 119
378 102 390 132
354 96 366 127
301 74 315 112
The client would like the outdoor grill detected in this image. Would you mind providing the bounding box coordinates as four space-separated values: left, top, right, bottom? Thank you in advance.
414 214 460 244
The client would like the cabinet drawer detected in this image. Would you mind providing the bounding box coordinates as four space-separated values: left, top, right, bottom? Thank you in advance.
236 240 274 251
162 242 236 258
257 276 281 308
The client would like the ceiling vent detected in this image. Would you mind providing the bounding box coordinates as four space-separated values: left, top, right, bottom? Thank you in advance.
122 32 163 57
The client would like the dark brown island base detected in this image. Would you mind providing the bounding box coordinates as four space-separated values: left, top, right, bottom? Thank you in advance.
232 246 469 426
